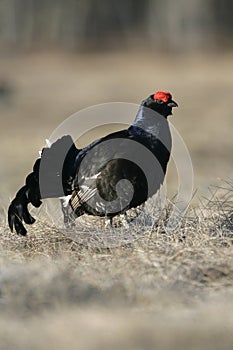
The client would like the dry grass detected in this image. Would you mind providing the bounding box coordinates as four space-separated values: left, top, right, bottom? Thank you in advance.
0 52 233 349
0 183 233 349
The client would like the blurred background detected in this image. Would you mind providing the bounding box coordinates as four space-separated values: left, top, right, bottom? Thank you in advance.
0 0 233 203
1 4 233 348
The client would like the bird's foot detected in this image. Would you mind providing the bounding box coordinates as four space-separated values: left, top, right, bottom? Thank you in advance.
63 211 76 229
105 214 131 229
104 217 113 229
118 213 130 228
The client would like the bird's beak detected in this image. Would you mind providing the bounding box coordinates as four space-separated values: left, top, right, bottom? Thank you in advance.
167 100 178 108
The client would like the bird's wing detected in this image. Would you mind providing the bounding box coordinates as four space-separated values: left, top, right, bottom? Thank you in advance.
70 126 171 214
73 129 131 178
70 129 135 212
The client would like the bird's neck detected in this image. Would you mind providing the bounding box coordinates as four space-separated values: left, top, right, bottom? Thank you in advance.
130 105 167 137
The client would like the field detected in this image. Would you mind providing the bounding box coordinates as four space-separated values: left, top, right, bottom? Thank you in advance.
0 51 233 349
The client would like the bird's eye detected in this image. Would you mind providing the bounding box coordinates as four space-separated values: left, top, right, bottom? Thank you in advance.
156 100 164 104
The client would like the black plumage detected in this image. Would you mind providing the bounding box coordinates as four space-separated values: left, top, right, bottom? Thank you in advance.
8 91 178 235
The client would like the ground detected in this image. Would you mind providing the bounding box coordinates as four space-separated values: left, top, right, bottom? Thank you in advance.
0 51 233 349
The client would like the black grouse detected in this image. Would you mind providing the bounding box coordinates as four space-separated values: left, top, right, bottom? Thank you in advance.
8 91 178 235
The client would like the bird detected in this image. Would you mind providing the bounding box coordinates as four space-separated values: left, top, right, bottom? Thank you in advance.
8 91 178 235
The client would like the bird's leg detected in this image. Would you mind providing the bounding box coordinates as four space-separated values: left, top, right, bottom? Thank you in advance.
104 217 113 229
60 196 76 228
119 213 130 228
134 203 145 218
60 199 69 224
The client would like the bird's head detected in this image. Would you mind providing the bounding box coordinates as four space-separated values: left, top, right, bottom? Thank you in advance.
142 91 178 118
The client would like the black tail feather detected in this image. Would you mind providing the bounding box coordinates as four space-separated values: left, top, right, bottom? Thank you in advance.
8 135 78 235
